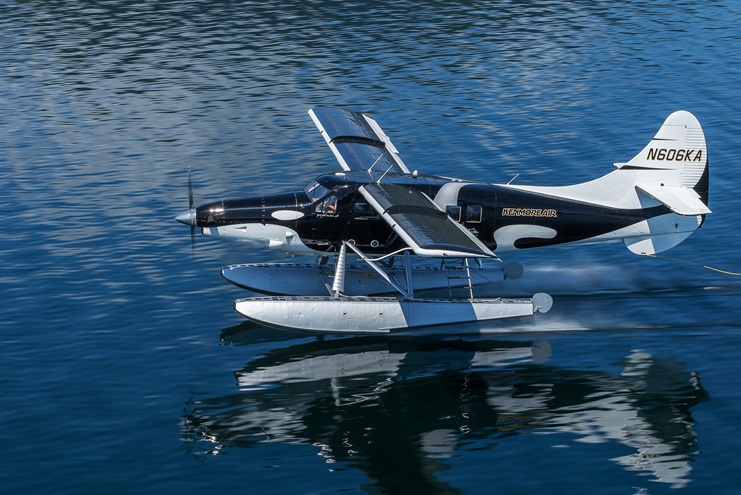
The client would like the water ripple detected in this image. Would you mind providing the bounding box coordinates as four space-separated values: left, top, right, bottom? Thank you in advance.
3 1 741 493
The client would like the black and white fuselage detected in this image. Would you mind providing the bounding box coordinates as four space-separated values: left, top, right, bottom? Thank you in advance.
175 107 710 332
179 108 709 258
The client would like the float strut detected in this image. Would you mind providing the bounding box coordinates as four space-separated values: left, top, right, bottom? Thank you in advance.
331 243 347 299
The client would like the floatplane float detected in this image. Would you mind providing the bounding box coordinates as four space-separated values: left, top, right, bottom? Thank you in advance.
176 108 710 334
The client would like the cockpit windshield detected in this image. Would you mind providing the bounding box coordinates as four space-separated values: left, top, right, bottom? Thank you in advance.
304 181 329 203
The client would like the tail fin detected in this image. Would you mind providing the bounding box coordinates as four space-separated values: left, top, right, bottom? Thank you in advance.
495 111 710 255
623 110 709 207
621 111 710 255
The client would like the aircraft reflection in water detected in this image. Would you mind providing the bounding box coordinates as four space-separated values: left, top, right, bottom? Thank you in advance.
182 332 707 490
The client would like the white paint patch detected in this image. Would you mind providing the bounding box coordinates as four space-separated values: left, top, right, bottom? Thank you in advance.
622 213 697 255
203 224 315 255
494 225 557 251
271 210 305 221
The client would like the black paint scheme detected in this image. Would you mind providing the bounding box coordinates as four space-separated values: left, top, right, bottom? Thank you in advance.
194 170 673 254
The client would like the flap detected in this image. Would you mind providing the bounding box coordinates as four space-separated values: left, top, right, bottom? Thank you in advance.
636 184 711 215
309 107 410 174
359 183 495 258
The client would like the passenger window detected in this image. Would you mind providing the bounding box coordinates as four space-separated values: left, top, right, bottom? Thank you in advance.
353 202 376 218
354 202 372 213
446 205 461 222
466 205 483 223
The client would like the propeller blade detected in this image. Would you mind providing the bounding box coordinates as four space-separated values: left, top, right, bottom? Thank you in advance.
188 169 196 252
187 170 196 255
188 169 194 211
174 170 198 257
175 170 197 227
190 224 196 255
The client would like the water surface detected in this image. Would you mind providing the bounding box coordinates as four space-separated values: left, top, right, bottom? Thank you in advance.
2 1 741 493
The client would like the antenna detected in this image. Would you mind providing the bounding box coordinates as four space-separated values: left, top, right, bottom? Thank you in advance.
376 163 395 184
367 153 384 174
507 173 520 185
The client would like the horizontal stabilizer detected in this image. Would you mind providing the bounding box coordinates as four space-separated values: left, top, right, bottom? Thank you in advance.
636 184 711 215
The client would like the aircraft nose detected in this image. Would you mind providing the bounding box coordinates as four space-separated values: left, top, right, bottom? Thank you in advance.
175 209 196 226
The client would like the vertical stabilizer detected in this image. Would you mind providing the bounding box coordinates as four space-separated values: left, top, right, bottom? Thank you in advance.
625 110 708 204
502 110 711 256
619 111 710 255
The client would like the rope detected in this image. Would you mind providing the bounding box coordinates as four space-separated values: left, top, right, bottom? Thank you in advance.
645 253 741 276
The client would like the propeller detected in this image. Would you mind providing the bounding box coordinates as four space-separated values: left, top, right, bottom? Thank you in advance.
175 170 197 226
175 169 197 253
187 169 195 246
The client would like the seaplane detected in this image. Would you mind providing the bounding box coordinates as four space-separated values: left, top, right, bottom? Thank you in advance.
175 107 710 334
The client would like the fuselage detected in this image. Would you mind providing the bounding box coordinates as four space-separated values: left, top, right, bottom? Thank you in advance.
187 170 674 256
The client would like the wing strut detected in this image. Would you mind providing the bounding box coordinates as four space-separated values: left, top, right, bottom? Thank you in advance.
345 242 413 298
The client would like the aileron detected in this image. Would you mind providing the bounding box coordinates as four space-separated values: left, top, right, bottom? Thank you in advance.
309 107 410 174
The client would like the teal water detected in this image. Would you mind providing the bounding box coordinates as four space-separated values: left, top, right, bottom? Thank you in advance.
3 1 741 493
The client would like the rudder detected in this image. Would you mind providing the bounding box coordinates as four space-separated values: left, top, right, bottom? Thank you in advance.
622 111 710 255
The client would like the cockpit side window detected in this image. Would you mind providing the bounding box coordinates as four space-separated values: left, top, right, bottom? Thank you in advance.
316 195 338 214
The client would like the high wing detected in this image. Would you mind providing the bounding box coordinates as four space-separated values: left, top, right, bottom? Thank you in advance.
359 183 496 258
309 107 411 174
310 107 493 258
